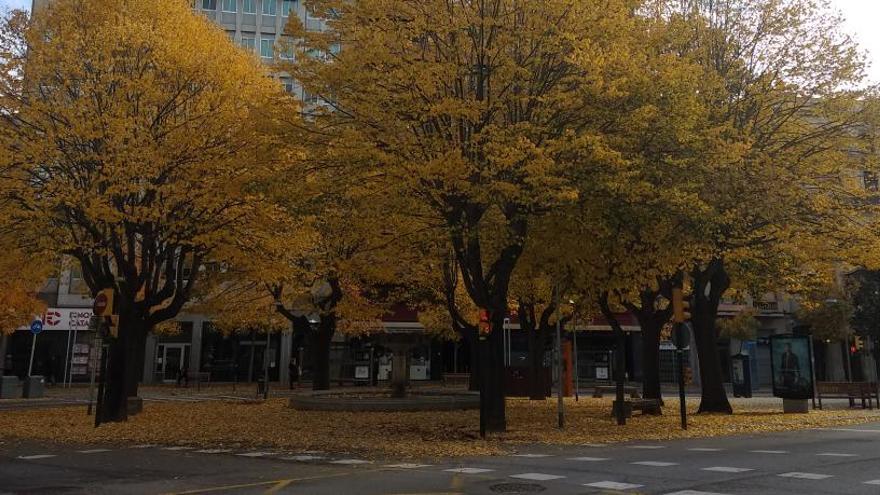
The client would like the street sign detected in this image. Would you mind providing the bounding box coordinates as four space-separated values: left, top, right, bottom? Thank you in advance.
30 319 43 335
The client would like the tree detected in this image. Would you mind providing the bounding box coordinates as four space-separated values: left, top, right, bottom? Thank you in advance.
288 0 638 432
0 0 286 421
654 0 872 413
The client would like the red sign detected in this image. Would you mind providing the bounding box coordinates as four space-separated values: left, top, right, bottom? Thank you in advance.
93 292 109 315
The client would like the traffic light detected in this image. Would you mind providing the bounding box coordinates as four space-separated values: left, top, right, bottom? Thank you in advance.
854 335 864 352
478 309 490 333
93 288 115 317
672 288 691 323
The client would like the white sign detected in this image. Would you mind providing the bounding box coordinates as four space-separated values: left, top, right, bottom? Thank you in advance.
596 367 609 380
20 308 95 331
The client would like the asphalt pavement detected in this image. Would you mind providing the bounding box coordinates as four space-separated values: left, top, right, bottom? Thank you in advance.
2 421 879 494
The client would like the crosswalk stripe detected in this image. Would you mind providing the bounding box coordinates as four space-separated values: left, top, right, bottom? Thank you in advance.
510 473 565 481
567 456 609 462
632 461 678 467
688 448 724 452
281 455 325 461
778 472 833 480
701 467 753 473
330 459 371 465
585 481 643 490
816 452 857 457
195 449 232 454
749 450 788 454
511 453 553 458
17 454 56 460
864 480 880 485
445 467 493 474
78 449 111 454
236 452 278 458
385 463 431 469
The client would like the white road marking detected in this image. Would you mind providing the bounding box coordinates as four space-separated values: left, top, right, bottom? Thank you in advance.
688 448 724 452
830 428 880 433
585 481 644 490
749 450 788 454
701 467 754 473
567 456 609 462
864 480 880 485
511 454 553 458
162 446 193 451
17 455 56 460
195 449 232 454
664 491 730 495
632 461 678 467
77 449 111 454
510 473 566 481
384 463 431 469
236 452 278 458
445 467 494 474
330 459 371 465
629 445 666 449
778 472 833 480
129 444 156 449
281 455 325 461
816 452 857 457
581 443 608 448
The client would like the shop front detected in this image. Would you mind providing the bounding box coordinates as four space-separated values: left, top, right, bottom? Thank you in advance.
3 307 95 384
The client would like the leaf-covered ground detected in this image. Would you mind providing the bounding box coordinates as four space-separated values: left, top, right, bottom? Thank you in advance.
1 397 878 459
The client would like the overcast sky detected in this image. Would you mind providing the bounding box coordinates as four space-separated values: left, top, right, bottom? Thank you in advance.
0 0 879 83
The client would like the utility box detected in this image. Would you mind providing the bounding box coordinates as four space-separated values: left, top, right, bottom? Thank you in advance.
731 354 752 398
0 376 22 399
22 375 45 398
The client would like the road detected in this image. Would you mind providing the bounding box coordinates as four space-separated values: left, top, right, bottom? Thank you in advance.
1 422 879 494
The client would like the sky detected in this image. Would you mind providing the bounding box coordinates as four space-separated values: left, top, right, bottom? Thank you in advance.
0 0 879 82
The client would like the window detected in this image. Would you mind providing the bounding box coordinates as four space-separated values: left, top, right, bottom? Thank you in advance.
865 170 879 192
242 0 255 13
260 38 274 59
222 0 236 12
279 37 294 60
281 0 295 16
240 36 256 52
68 266 89 295
202 0 217 10
281 80 294 94
261 0 276 15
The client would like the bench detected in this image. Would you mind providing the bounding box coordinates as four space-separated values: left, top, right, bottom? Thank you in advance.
442 373 471 387
612 398 662 418
593 385 641 399
816 381 879 410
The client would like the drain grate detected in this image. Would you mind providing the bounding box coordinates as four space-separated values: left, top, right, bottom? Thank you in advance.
490 482 546 493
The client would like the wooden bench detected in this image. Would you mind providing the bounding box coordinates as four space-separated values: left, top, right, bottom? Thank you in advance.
816 381 879 410
442 373 471 387
593 385 641 399
612 398 662 418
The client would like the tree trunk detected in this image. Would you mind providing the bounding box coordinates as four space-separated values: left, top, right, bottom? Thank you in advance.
100 310 145 423
482 313 507 433
312 314 335 391
638 317 663 405
526 323 546 400
0 333 7 376
462 326 480 392
692 259 733 414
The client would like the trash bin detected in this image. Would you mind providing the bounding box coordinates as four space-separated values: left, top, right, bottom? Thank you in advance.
23 375 45 398
731 354 752 398
0 375 22 399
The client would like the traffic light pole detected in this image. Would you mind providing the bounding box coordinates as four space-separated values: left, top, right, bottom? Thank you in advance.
676 342 687 430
